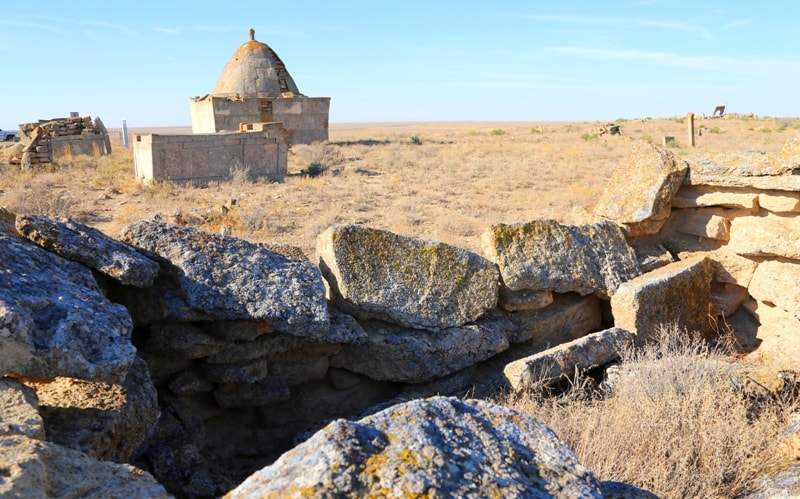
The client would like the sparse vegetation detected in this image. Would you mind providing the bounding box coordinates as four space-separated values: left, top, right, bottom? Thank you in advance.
489 128 506 136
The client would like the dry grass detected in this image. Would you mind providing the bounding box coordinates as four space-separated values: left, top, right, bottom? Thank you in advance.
503 325 798 499
0 116 789 258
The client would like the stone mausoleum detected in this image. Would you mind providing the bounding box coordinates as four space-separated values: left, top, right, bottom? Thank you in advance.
190 28 330 145
133 29 329 185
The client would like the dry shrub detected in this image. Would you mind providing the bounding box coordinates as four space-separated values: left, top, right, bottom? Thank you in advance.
505 325 794 499
3 182 80 219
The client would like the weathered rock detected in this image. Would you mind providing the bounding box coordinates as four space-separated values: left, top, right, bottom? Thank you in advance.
213 378 290 408
0 378 44 440
229 396 604 498
198 320 273 341
674 209 731 241
143 323 232 359
600 481 660 499
611 256 714 343
684 150 800 190
108 276 213 326
629 241 675 273
0 435 170 498
15 215 160 287
758 190 800 213
686 249 759 287
711 282 750 318
749 260 800 320
30 356 159 463
482 219 640 299
137 351 194 386
504 328 634 391
594 141 687 236
206 331 344 365
743 303 800 371
167 367 214 395
121 220 330 338
728 214 800 259
202 357 270 384
490 293 602 345
671 185 758 210
498 286 553 312
782 134 800 169
737 462 800 499
329 319 509 384
0 232 135 384
268 356 330 387
317 224 498 329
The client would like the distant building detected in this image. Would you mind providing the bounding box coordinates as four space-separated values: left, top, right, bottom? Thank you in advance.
189 29 330 145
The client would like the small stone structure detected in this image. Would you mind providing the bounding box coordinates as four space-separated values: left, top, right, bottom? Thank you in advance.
189 29 330 145
7 115 110 167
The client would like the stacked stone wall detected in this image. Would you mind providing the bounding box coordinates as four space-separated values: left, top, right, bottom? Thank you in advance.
7 116 110 167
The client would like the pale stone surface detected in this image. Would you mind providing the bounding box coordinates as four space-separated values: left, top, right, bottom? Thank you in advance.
504 328 634 391
32 357 159 464
729 214 800 259
684 150 800 190
749 260 800 320
758 191 800 213
629 241 675 273
674 210 730 241
228 397 604 499
0 435 170 498
611 256 714 343
317 224 498 329
482 219 640 299
15 214 160 287
0 378 44 440
679 249 759 287
711 282 750 318
494 294 602 345
671 186 757 210
329 319 509 383
743 303 800 371
121 220 330 338
594 141 687 235
0 231 135 384
498 287 554 312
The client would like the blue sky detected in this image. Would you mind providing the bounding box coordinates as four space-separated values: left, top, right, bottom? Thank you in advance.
1 1 798 129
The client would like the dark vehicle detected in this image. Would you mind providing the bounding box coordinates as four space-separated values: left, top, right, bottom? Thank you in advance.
0 129 16 141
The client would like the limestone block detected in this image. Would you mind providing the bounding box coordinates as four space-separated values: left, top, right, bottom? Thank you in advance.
674 210 731 241
684 151 800 190
758 191 800 213
0 435 170 498
743 303 800 370
671 185 757 209
121 220 330 339
711 282 750 318
504 327 634 391
142 323 231 359
205 331 343 365
268 356 329 387
629 241 675 273
781 134 800 169
201 356 270 384
498 286 554 312
729 214 800 259
611 256 714 343
0 231 135 384
318 224 498 329
493 293 602 345
594 141 687 235
482 219 640 299
678 249 758 287
229 397 604 498
14 215 160 287
0 379 43 440
329 319 509 384
749 260 800 320
167 367 214 395
198 320 274 342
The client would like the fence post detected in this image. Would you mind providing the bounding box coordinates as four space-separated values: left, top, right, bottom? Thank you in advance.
122 120 129 149
687 112 695 147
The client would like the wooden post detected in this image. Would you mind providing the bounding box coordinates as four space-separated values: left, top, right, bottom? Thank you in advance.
687 112 695 147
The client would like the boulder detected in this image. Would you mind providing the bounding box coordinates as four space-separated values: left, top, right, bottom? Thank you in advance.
15 215 160 287
329 319 509 384
317 224 498 329
684 150 800 190
749 260 800 320
674 210 731 241
611 256 714 343
121 220 330 338
492 293 602 345
0 378 44 440
758 191 800 213
0 232 135 384
728 214 800 259
228 397 604 498
29 356 159 463
711 282 750 318
482 219 640 299
504 328 634 391
594 141 687 236
0 435 170 498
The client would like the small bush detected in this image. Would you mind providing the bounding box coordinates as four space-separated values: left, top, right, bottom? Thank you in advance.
490 129 506 136
758 127 773 133
581 133 598 142
708 127 722 134
410 135 423 145
665 138 679 148
639 135 654 143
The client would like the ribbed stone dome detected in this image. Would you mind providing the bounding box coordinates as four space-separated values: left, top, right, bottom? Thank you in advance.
212 28 301 96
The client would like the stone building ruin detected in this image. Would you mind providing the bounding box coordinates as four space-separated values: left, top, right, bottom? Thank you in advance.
6 115 111 168
134 29 329 185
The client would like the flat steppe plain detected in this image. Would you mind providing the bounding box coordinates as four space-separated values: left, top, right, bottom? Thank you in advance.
1 116 795 258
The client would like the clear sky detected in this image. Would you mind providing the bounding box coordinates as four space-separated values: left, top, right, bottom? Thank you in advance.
2 1 798 129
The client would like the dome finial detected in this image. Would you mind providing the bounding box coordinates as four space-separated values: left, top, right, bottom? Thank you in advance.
249 28 255 41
